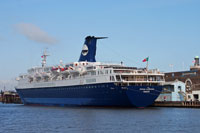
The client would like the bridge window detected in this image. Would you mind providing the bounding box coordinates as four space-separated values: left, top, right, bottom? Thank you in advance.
105 70 108 74
111 76 115 81
116 75 121 81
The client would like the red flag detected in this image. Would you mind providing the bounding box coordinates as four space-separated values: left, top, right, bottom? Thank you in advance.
142 57 149 62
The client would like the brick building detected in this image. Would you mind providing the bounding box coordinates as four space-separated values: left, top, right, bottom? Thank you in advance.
165 56 200 101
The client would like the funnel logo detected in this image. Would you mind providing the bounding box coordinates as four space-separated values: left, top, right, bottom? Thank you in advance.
82 44 88 56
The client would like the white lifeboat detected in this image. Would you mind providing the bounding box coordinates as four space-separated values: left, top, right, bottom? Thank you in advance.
28 75 34 82
60 67 70 75
42 72 51 79
34 72 42 81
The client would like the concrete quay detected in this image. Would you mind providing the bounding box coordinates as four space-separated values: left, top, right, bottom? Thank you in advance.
153 101 200 108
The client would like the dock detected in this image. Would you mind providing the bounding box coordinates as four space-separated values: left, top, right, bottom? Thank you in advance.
153 101 200 108
0 91 22 104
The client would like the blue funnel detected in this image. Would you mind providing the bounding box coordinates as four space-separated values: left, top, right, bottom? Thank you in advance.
78 36 107 62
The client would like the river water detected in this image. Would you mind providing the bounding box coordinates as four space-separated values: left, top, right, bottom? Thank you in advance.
0 103 199 133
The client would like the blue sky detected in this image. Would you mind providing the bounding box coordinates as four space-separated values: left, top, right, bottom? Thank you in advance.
0 0 200 81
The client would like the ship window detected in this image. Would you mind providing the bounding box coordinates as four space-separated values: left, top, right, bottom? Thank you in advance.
87 66 94 70
112 76 115 81
105 70 108 74
156 76 161 81
100 71 104 74
116 75 121 81
91 71 96 75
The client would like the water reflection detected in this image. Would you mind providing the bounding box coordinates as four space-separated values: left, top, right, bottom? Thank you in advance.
0 103 200 133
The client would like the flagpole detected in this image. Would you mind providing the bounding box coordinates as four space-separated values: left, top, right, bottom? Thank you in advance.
146 60 148 71
146 56 149 71
142 56 149 81
146 56 149 82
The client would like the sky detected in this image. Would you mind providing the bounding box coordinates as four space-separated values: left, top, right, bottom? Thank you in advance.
0 0 200 89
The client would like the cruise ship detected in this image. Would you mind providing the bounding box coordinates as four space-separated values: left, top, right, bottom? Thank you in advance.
16 36 164 107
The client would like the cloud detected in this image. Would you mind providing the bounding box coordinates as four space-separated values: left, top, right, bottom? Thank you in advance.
15 23 58 44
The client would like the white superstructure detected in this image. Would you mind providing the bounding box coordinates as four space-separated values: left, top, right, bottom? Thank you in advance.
17 60 164 89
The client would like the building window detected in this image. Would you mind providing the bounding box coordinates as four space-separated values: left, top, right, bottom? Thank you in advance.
194 94 199 101
178 86 181 91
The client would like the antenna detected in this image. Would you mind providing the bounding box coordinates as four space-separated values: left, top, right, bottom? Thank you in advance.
41 49 49 67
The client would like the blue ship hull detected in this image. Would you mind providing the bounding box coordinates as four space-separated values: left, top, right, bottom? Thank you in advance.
16 83 162 107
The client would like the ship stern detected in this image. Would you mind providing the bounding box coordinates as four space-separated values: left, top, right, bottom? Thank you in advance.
126 86 162 107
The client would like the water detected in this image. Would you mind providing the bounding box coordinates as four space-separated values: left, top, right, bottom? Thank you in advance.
0 103 200 133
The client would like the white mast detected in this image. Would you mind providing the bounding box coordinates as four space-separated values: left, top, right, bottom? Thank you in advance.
41 49 49 67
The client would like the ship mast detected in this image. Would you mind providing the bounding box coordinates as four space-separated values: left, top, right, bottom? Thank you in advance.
41 49 49 67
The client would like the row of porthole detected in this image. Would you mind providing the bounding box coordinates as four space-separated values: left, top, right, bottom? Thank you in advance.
23 90 110 98
21 89 116 98
22 85 111 96
53 85 110 90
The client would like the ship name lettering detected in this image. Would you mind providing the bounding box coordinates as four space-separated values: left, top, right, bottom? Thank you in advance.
143 90 150 93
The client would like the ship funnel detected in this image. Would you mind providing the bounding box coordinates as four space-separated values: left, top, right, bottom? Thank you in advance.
78 36 107 62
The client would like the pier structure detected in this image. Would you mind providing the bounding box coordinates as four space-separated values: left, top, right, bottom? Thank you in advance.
153 101 200 108
156 80 186 102
0 91 22 104
165 56 200 101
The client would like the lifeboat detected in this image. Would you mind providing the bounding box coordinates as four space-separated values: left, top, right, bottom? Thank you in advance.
60 67 70 75
42 72 51 80
28 76 34 82
34 73 42 81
